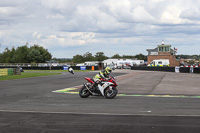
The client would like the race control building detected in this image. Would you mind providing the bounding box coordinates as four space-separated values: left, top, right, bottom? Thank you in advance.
146 41 180 67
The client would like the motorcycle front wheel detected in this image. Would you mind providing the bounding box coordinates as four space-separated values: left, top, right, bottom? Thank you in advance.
79 85 90 98
104 87 118 99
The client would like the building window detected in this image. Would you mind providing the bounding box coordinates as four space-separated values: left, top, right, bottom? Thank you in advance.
159 47 163 52
165 47 169 52
159 46 170 52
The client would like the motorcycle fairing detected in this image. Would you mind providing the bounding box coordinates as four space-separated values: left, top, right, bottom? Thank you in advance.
98 82 114 96
84 77 94 83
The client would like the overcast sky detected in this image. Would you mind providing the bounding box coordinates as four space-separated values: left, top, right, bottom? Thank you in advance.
0 0 200 58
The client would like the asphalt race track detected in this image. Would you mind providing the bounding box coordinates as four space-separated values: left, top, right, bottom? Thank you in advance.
1 69 200 133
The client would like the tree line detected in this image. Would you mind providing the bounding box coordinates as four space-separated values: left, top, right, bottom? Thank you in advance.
0 44 52 63
0 44 149 64
2 44 199 64
176 55 200 60
64 52 147 63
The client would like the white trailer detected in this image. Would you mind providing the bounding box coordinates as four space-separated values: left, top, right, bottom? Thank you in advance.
116 59 144 68
103 59 118 69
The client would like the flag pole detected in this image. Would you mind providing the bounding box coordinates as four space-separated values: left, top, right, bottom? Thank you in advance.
173 47 175 67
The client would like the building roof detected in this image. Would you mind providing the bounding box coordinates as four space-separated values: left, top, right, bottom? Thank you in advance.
157 44 171 47
146 46 176 55
146 47 158 52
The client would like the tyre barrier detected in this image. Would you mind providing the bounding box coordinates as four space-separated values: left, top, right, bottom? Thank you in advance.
0 68 21 76
0 66 99 71
0 69 8 76
131 66 200 73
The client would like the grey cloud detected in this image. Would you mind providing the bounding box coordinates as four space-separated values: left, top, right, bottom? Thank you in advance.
1 0 200 57
0 0 18 7
180 8 200 21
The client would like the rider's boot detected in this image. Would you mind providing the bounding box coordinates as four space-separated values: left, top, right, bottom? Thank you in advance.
92 82 98 92
91 82 100 96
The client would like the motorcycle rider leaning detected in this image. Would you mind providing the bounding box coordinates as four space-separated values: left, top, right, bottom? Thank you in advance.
92 66 112 92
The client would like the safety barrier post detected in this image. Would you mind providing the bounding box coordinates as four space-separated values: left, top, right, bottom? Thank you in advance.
92 66 94 70
190 66 194 73
80 66 86 70
175 66 180 73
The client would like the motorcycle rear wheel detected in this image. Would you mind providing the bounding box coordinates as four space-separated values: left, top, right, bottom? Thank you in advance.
104 87 118 99
79 85 90 98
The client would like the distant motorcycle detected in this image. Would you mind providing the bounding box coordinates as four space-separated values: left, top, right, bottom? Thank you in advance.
68 67 74 74
79 76 118 99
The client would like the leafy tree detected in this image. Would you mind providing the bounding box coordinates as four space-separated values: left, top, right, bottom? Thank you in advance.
135 53 147 61
122 55 135 59
52 58 72 63
111 54 121 59
72 52 108 63
176 54 200 60
72 54 84 63
15 45 29 63
83 52 94 62
111 53 147 61
9 47 16 63
0 47 16 63
27 45 52 63
3 48 11 63
0 44 51 63
95 52 108 61
0 53 2 62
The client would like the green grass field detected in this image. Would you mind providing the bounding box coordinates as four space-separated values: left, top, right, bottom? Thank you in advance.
0 72 61 81
25 70 97 72
0 70 99 81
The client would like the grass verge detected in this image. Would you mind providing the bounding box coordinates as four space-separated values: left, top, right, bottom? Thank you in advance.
0 72 61 81
25 70 97 72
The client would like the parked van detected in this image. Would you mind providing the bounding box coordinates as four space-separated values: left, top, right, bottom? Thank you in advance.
148 59 169 67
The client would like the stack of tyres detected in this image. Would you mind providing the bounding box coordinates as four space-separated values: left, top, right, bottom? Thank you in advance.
0 69 8 76
8 68 14 75
15 68 21 75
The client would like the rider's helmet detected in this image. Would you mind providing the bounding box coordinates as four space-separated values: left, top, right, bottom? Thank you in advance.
105 66 112 75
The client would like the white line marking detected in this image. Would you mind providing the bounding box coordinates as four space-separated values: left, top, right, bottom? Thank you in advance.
0 110 200 117
140 110 152 113
52 74 128 93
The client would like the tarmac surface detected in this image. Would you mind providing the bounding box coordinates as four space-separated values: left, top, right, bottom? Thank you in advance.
0 69 200 133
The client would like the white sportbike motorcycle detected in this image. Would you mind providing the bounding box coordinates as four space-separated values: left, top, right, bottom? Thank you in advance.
79 76 118 99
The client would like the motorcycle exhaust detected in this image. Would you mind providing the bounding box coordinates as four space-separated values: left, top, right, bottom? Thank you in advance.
84 83 97 95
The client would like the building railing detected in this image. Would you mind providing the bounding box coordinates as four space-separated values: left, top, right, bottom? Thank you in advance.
149 52 158 55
